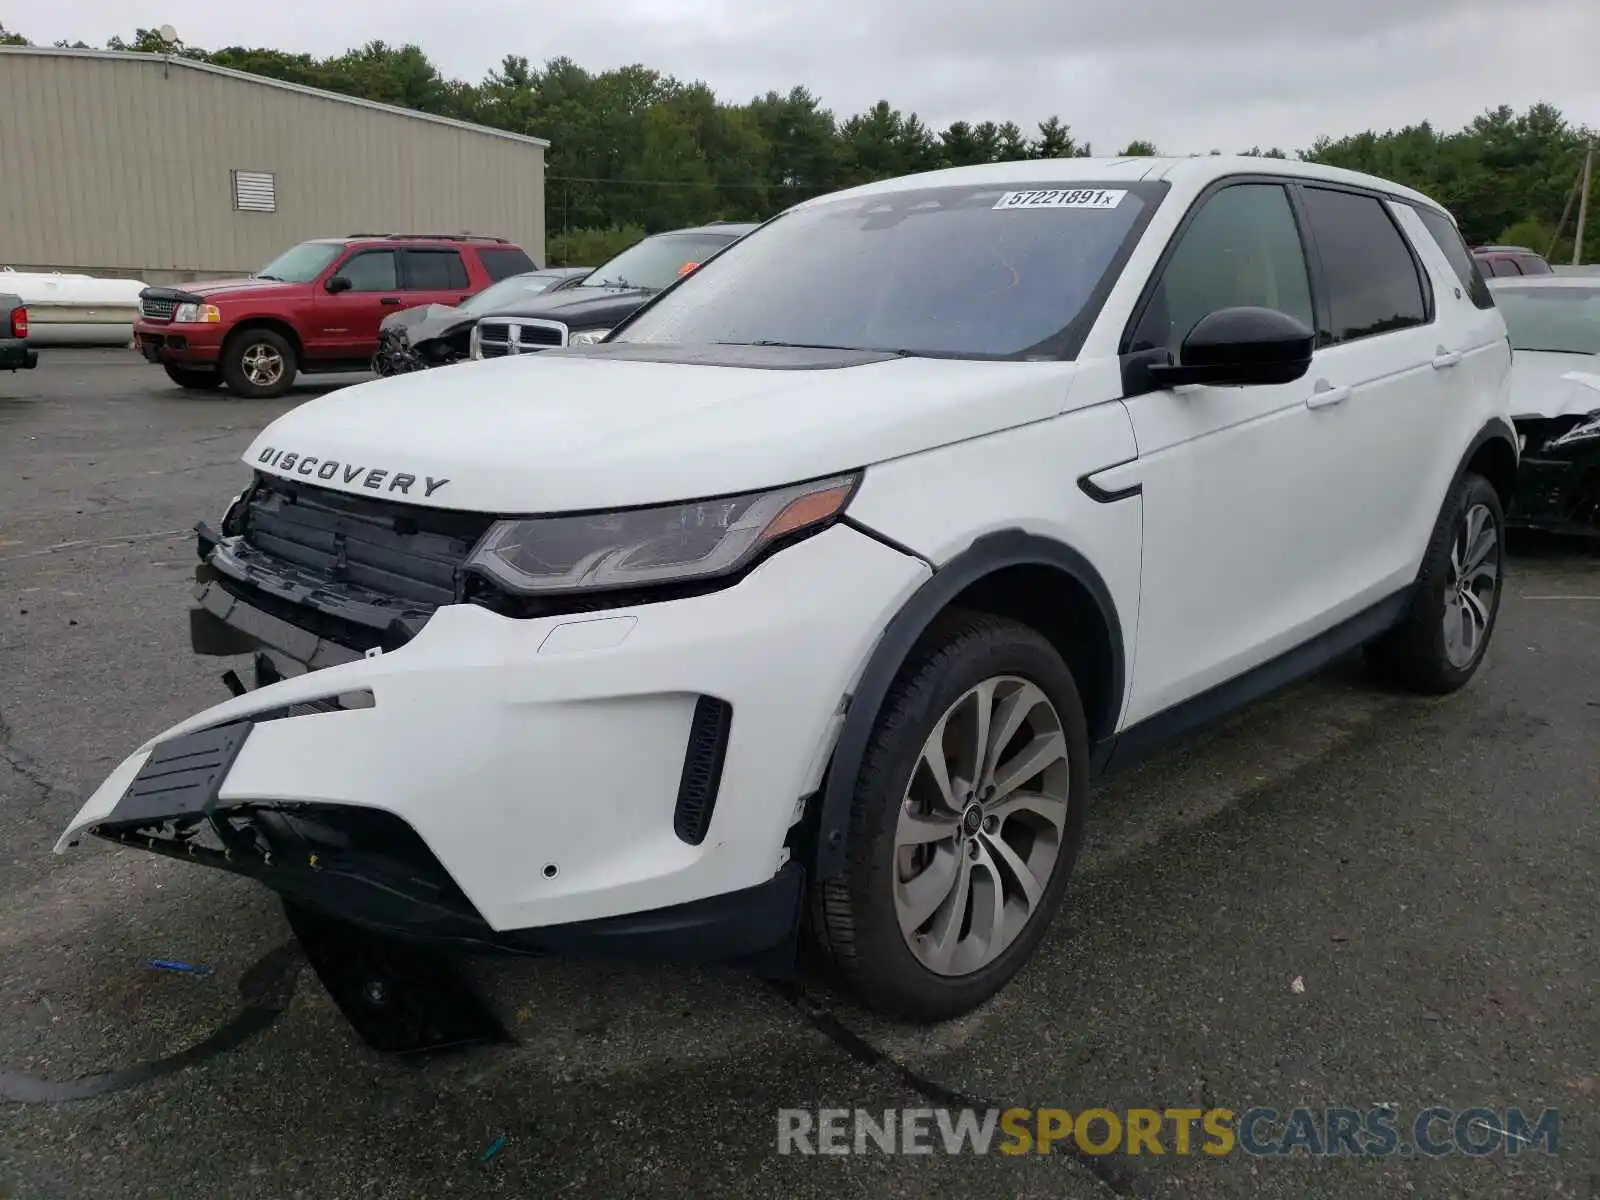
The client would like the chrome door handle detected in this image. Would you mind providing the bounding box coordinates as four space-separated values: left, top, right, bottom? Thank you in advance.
1307 382 1351 410
1432 349 1462 369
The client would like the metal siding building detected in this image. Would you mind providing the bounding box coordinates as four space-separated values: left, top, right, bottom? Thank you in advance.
0 47 547 283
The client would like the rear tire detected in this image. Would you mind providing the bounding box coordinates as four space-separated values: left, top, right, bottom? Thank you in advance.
1366 471 1505 694
221 328 297 399
163 363 224 391
807 610 1090 1021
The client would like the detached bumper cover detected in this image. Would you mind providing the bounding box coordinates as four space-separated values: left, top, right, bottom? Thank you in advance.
87 718 805 961
58 524 929 952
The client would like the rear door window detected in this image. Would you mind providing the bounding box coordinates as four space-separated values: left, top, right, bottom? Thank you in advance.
1413 206 1495 309
1298 187 1429 344
402 249 470 290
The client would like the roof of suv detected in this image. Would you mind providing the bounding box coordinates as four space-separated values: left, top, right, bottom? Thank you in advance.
306 234 519 247
796 155 1446 215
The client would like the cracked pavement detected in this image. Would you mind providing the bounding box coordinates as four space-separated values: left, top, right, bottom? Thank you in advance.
1 350 1597 1199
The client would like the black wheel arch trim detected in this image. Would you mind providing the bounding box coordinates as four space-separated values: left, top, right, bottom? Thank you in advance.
811 528 1125 879
1455 415 1520 488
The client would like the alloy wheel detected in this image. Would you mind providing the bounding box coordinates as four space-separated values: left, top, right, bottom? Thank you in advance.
893 676 1072 977
1442 501 1499 669
241 342 285 388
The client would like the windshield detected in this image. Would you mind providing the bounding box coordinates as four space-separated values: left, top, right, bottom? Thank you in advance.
611 183 1158 359
1497 286 1600 355
254 241 345 283
580 233 740 292
459 273 568 316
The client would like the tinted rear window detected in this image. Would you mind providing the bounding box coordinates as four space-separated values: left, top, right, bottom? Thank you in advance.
1413 206 1494 309
479 246 538 282
1517 255 1553 276
403 249 470 290
1299 187 1429 343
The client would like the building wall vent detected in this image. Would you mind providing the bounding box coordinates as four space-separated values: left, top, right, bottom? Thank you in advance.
232 170 277 213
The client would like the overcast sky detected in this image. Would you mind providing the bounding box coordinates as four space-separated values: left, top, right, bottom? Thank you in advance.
13 0 1600 154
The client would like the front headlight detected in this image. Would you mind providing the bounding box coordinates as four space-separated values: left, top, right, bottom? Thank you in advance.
173 303 222 324
465 473 860 595
567 328 612 346
1551 411 1600 446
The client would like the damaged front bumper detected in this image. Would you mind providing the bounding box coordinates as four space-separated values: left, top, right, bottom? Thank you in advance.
58 523 929 967
86 717 806 966
1507 416 1600 536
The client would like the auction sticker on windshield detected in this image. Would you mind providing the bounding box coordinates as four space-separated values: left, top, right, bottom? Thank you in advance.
994 189 1128 210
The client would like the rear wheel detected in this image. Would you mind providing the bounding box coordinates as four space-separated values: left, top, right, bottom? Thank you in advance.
808 611 1089 1021
221 328 297 399
1366 471 1505 693
163 363 223 390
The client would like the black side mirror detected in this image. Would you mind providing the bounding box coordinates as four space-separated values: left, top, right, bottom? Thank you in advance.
1134 306 1315 393
325 276 352 294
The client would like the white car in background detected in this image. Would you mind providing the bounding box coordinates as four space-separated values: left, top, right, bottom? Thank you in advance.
59 155 1517 1035
1489 275 1600 536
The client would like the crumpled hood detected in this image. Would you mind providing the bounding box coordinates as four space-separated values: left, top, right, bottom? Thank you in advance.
380 302 467 342
243 346 1083 513
1509 352 1600 419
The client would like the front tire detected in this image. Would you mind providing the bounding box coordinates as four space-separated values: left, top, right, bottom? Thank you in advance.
1366 471 1505 694
221 328 297 399
808 611 1090 1021
163 363 223 390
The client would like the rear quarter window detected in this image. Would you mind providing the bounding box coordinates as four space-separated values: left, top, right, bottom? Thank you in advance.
478 247 538 282
1298 186 1430 344
1413 206 1495 309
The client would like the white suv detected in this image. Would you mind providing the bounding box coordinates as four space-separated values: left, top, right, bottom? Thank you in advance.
60 156 1516 1023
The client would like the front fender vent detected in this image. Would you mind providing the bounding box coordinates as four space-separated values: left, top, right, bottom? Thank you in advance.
674 696 733 846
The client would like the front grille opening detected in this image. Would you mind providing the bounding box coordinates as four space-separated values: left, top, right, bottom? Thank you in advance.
674 696 733 846
242 474 492 608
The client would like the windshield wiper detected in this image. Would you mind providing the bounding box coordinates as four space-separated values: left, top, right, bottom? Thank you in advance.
714 340 916 356
255 273 284 281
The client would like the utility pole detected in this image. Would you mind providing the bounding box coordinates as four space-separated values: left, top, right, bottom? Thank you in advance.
1574 143 1593 267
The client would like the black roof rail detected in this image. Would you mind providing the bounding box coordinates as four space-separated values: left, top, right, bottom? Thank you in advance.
344 232 512 243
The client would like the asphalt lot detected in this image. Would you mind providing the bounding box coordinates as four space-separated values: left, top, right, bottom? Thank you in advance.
1 348 1596 1199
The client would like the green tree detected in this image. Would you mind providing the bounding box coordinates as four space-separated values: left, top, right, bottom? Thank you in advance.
1033 116 1079 158
996 121 1032 160
748 87 841 204
939 121 987 167
1119 140 1159 156
0 22 29 45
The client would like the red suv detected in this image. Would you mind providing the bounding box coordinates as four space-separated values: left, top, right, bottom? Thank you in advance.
1471 244 1554 278
134 234 536 398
